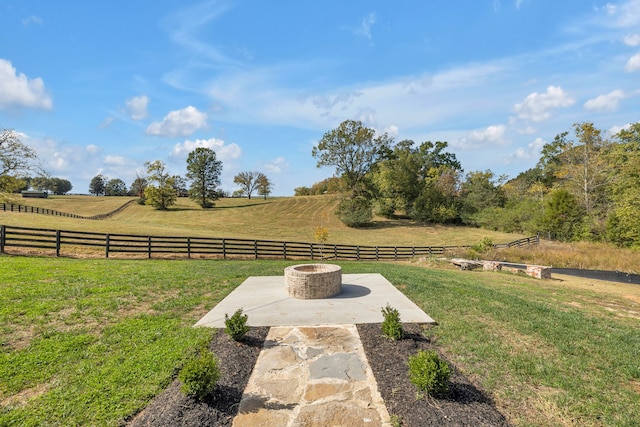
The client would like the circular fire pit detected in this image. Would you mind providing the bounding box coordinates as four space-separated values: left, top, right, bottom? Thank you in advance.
284 264 342 299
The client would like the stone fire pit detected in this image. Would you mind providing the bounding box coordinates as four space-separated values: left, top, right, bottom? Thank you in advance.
284 264 342 299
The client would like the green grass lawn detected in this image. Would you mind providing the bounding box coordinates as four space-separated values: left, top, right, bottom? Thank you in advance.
1 256 639 426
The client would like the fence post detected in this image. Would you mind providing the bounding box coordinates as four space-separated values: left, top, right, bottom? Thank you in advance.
187 237 191 259
148 236 152 259
310 243 314 260
0 225 5 253
56 230 61 257
105 234 110 258
375 247 379 261
254 240 258 260
394 247 398 261
222 239 226 259
283 242 287 260
357 246 360 261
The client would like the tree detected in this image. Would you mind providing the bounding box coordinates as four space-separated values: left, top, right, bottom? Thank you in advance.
89 174 106 196
233 171 263 199
1 128 40 177
130 176 147 198
459 170 505 225
556 122 612 215
104 178 127 196
49 178 72 195
373 140 462 221
185 147 222 208
541 188 585 241
606 122 640 247
256 173 272 199
143 160 176 210
312 119 392 193
172 175 188 197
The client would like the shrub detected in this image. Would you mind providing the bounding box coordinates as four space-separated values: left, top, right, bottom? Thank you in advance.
224 308 250 341
381 304 404 340
408 350 451 397
335 196 373 227
178 351 221 400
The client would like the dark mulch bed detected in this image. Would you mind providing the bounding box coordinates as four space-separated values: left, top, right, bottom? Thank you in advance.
358 323 510 427
126 327 269 427
126 324 510 426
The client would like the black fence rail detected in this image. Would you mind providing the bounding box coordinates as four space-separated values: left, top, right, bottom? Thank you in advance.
0 200 136 220
0 224 539 261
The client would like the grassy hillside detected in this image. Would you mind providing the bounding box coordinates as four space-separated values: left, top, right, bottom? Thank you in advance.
3 194 639 272
0 195 523 246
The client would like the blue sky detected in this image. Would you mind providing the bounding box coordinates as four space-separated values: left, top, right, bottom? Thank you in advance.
2 1 639 196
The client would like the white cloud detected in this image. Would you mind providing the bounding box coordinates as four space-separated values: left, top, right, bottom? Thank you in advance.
146 106 208 137
0 59 52 110
86 144 101 154
125 95 149 120
262 157 289 174
454 124 507 149
22 15 42 26
625 51 640 71
98 117 114 129
104 155 128 166
584 89 625 112
353 12 376 40
610 123 632 135
508 137 546 161
170 138 241 162
513 86 575 122
624 33 640 46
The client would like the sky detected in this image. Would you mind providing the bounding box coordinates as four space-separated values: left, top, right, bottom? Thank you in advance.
1 0 640 196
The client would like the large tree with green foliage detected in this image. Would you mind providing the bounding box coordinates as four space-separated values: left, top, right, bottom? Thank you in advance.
89 174 106 196
143 160 176 210
459 170 505 225
606 123 640 247
104 178 127 196
186 147 222 208
312 119 392 194
373 140 462 222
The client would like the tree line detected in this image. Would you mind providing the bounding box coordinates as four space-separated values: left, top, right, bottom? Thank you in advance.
303 119 640 248
88 150 273 209
0 129 273 209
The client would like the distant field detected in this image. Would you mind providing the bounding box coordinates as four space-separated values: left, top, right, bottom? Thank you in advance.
3 195 639 272
0 195 523 247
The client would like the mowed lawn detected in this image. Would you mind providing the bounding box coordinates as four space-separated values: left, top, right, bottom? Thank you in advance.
1 257 639 426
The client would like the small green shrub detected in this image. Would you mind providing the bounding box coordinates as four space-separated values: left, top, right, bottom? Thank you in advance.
408 350 451 397
335 196 373 227
224 308 250 341
381 304 404 340
178 351 221 400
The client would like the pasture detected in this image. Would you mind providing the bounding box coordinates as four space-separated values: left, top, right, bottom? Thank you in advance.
1 195 639 426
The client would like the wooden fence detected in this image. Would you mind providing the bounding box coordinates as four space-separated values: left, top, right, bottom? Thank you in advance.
0 200 136 220
0 224 539 261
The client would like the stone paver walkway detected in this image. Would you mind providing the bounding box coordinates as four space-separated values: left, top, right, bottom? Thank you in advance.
232 324 391 427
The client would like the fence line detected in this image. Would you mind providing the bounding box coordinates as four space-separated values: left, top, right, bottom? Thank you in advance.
0 200 136 220
0 224 539 261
